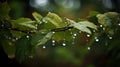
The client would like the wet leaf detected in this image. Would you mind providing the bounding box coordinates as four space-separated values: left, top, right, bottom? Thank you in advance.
15 35 33 62
43 12 65 28
35 32 54 47
32 12 43 24
97 14 112 27
2 39 15 59
11 18 36 30
52 30 72 42
96 12 119 27
67 19 97 34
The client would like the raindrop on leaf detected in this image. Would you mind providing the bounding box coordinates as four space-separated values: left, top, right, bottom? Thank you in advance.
107 35 112 39
103 27 105 30
62 39 66 46
26 35 30 38
109 36 112 39
42 19 47 23
73 36 76 39
86 34 90 37
95 39 99 42
52 31 55 34
42 45 46 49
62 43 66 46
52 40 55 46
95 37 99 42
87 47 90 50
15 38 19 40
118 23 120 26
100 25 103 27
73 33 77 37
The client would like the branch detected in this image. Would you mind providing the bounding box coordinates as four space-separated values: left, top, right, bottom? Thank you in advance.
51 26 73 32
0 27 36 34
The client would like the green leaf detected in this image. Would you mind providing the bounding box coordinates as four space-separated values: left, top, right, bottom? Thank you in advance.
11 18 37 30
52 30 73 42
15 35 33 62
32 12 43 24
10 30 25 39
0 2 10 21
96 14 112 27
2 39 15 59
96 12 119 27
67 19 97 34
35 32 54 47
43 12 65 28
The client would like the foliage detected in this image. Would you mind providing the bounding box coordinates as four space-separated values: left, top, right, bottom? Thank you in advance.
0 2 120 66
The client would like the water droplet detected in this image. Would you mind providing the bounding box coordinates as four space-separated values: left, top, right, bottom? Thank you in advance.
107 35 112 39
62 43 66 46
118 23 120 26
52 40 55 46
15 38 19 40
68 29 72 31
73 33 77 37
35 24 38 29
52 31 55 34
42 45 46 49
95 37 99 42
86 34 90 37
109 36 112 39
103 28 105 30
87 47 90 50
100 25 103 27
26 35 30 38
52 40 55 43
42 19 47 23
95 39 99 42
35 24 38 27
73 36 76 39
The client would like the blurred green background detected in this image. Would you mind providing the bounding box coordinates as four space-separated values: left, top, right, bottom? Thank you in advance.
0 0 120 67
